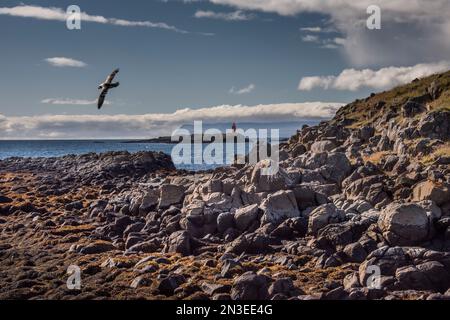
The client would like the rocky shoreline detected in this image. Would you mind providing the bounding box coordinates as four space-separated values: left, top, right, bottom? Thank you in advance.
0 72 449 300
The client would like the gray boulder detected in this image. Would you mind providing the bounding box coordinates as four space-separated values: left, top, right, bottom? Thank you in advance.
159 184 185 209
260 190 300 225
248 160 292 192
308 203 345 235
234 204 260 231
311 140 336 153
378 202 430 246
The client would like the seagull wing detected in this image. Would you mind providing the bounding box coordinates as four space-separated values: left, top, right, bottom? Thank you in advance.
104 68 119 85
97 88 108 109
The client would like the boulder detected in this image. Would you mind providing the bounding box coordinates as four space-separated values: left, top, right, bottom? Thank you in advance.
234 204 260 231
412 181 450 206
260 190 300 225
359 126 375 142
270 217 308 239
358 246 408 287
217 212 235 233
418 111 450 140
291 144 307 157
343 242 368 263
205 179 223 193
158 274 186 296
0 195 13 204
205 192 232 211
311 140 336 153
166 230 191 256
268 277 302 297
292 185 317 210
159 184 185 208
323 153 352 184
225 233 271 255
231 272 270 300
248 160 291 192
201 282 231 296
79 241 115 254
308 203 345 235
395 261 450 291
378 202 430 246
139 189 159 214
127 240 159 254
402 101 426 117
345 175 390 208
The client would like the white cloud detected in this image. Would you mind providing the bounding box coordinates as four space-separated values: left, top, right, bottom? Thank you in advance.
194 10 254 21
301 35 344 49
209 0 450 66
0 5 189 34
0 102 343 139
300 27 322 32
229 84 256 94
45 57 87 68
41 98 110 106
301 35 319 43
298 61 450 91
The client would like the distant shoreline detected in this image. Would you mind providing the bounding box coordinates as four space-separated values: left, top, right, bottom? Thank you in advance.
122 134 289 144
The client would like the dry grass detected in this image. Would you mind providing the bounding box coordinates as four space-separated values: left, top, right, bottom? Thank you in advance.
52 224 96 236
363 151 390 165
421 143 450 165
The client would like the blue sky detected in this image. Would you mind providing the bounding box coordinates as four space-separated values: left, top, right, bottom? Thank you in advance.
0 0 449 138
0 0 350 117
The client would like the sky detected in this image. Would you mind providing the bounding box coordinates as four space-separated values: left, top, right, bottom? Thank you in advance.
0 0 449 139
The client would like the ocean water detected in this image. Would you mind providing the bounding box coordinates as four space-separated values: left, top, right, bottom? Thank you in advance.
0 121 319 171
0 140 226 171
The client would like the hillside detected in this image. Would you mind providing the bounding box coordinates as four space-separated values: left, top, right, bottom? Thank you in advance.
287 70 450 166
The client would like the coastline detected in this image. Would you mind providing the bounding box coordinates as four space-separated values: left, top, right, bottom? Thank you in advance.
0 72 449 300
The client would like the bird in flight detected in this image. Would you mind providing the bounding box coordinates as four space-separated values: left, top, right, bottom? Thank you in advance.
97 68 120 109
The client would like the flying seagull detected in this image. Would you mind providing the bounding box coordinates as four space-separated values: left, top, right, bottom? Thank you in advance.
97 68 120 109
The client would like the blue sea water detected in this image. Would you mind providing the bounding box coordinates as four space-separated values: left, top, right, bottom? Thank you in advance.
0 140 257 171
0 121 319 170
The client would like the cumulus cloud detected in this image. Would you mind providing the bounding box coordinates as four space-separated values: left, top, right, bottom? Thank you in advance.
44 57 87 68
0 102 343 139
298 61 450 91
229 84 256 94
209 0 450 66
194 10 254 21
0 5 190 34
41 98 110 106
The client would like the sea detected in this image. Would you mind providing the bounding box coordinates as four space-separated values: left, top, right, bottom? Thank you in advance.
0 121 320 171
